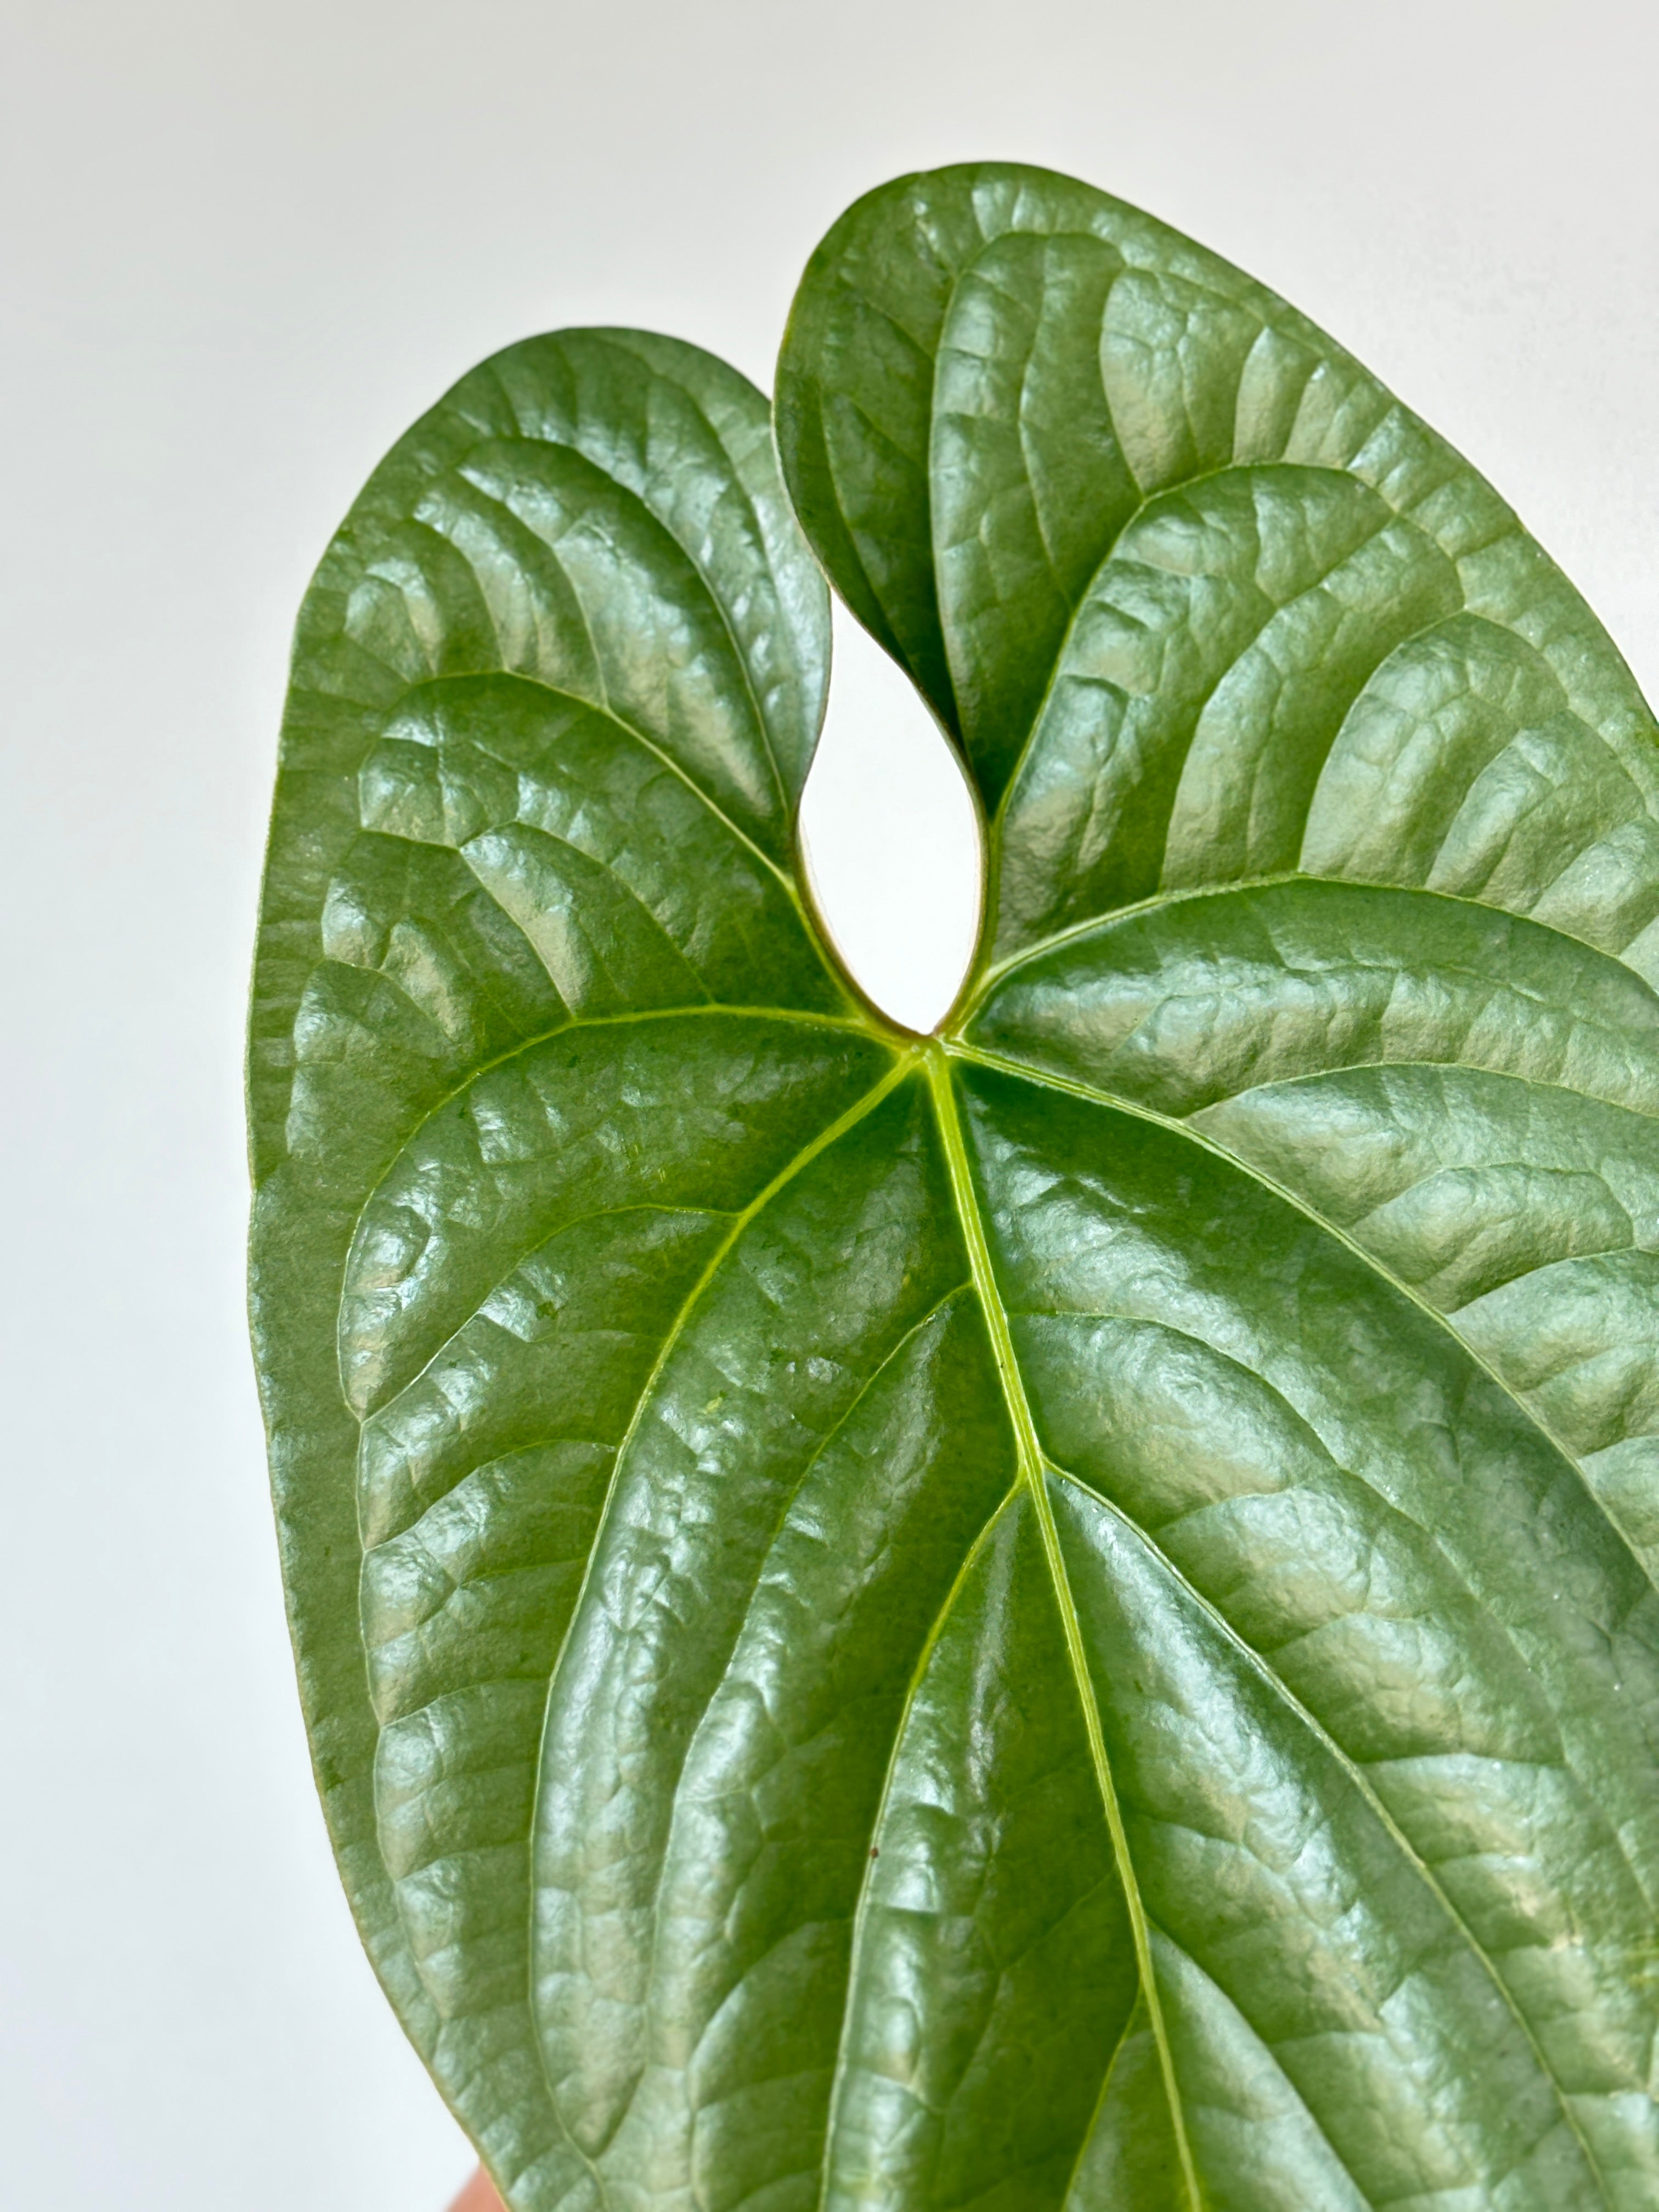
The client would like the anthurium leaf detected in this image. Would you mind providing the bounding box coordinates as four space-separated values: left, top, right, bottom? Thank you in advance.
252 170 1659 2212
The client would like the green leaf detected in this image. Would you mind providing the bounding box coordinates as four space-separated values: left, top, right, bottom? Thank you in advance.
252 170 1659 2210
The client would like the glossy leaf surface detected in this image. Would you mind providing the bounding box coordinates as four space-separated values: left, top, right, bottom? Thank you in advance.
252 172 1659 2210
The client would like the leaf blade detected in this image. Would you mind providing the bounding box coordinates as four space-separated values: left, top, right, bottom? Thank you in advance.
253 165 1659 2211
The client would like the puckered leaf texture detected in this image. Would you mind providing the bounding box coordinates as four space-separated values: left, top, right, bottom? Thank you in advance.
250 168 1659 2210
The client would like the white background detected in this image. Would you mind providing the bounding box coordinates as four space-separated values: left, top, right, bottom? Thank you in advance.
3 2 1657 2204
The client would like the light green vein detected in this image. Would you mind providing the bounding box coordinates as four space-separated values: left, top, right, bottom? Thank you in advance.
960 871 1659 1019
922 1041 1202 2212
521 1048 918 2199
815 1489 1022 2212
946 1034 1659 1618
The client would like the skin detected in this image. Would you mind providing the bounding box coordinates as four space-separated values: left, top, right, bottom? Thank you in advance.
446 2171 506 2212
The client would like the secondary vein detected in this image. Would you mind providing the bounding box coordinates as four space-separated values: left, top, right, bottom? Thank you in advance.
947 1035 1659 1618
922 1042 1202 2211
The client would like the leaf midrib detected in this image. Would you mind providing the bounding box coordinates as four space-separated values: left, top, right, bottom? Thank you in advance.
922 1043 1204 2211
338 877 1656 2210
943 1031 1659 2001
930 1031 1624 2202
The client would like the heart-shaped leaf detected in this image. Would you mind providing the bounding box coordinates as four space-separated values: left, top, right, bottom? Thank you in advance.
251 170 1659 2209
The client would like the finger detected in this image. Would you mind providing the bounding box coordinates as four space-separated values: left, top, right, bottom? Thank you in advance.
445 2168 507 2212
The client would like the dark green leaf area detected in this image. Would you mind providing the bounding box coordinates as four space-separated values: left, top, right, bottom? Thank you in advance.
991 466 1462 954
251 327 832 1179
1198 1064 1659 1579
253 323 896 2207
778 165 1659 978
970 881 1659 1120
306 329 825 858
777 163 1136 758
343 1016 892 1481
778 160 1481 805
956 1062 1659 2205
340 1025 898 2206
969 878 1659 1586
1059 1992 1183 2211
411 430 781 837
825 1493 1155 2212
357 675 840 1019
530 1074 1024 2191
268 826 565 1196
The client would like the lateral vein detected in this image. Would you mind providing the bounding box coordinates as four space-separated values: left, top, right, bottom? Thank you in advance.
922 1043 1202 2211
947 1035 1659 1617
518 1048 917 2195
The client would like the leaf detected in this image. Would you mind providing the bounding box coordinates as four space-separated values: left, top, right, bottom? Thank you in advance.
251 171 1659 2211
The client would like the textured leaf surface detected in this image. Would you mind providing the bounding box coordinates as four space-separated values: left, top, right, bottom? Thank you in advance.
252 171 1659 2210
